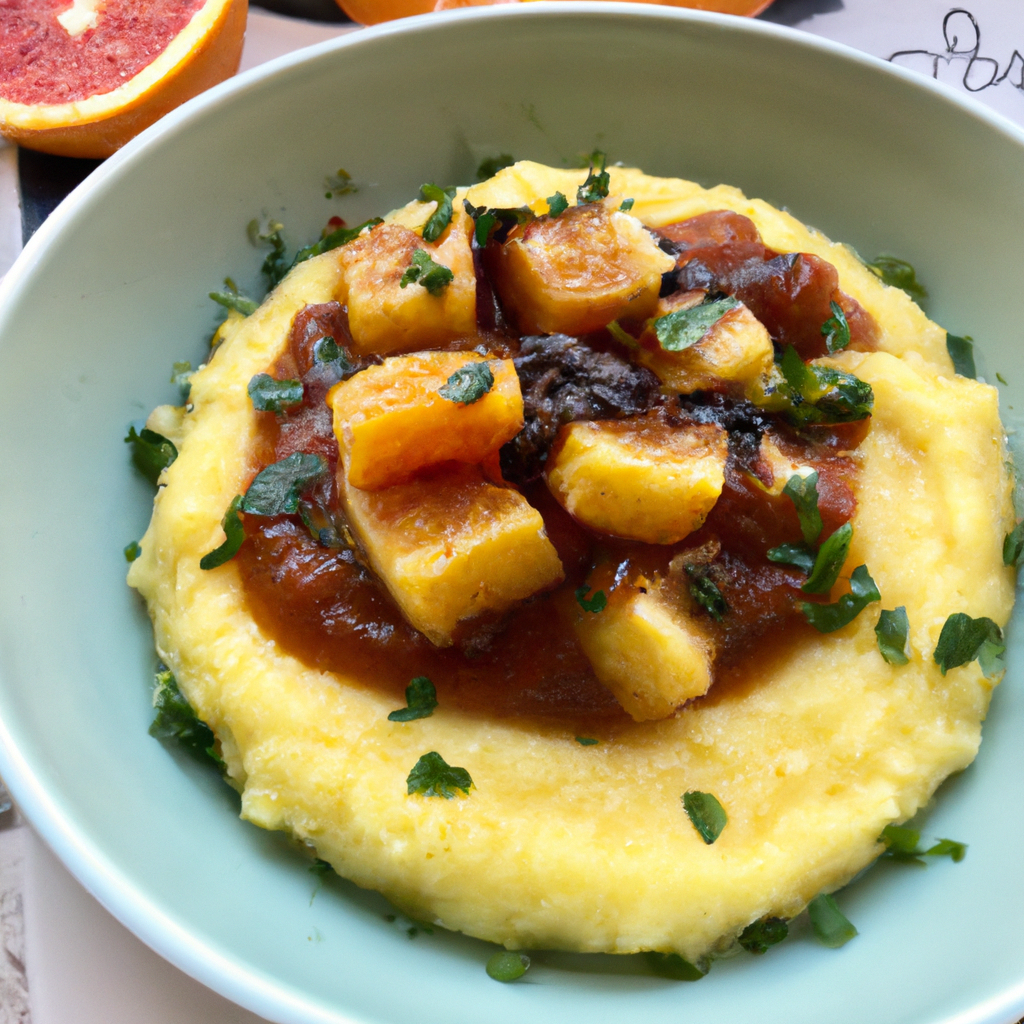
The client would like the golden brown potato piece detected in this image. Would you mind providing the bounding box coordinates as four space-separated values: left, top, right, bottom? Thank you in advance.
490 199 674 335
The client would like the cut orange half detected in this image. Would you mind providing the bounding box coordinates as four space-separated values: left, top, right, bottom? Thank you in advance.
0 0 248 158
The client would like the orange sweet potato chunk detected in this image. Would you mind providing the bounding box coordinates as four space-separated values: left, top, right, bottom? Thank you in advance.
329 351 524 490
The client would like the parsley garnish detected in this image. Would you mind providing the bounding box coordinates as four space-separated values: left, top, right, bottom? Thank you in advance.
686 565 728 621
247 218 290 287
575 586 607 613
1004 521 1024 566
476 154 514 181
292 217 384 267
766 542 816 574
575 736 599 746
324 168 357 198
821 300 851 354
125 426 178 485
485 951 530 982
783 471 823 545
312 335 354 378
438 362 494 404
946 333 976 378
209 278 258 317
682 790 727 844
653 295 740 352
933 612 1005 678
309 858 333 905
801 564 880 633
738 916 789 955
875 606 911 665
241 452 328 516
867 255 928 304
200 494 245 570
170 360 193 400
577 151 610 204
808 893 857 948
247 373 304 412
801 522 853 594
879 824 967 864
124 540 141 562
400 249 454 296
546 191 569 217
463 202 535 246
149 667 223 767
419 183 456 243
406 751 473 798
297 498 347 550
645 952 709 981
997 372 1008 385
619 198 635 212
388 677 438 722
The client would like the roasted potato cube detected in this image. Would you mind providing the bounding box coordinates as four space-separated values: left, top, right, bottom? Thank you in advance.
545 415 728 544
329 351 523 490
636 294 774 393
340 463 564 646
490 199 674 336
336 203 476 355
574 576 714 722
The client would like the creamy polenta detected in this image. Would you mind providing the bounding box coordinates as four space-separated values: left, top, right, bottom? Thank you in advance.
128 162 1014 962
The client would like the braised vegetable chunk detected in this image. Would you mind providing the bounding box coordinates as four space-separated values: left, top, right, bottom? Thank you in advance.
329 351 523 490
490 199 674 335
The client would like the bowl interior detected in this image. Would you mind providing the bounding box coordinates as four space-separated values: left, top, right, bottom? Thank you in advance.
1 6 1024 1024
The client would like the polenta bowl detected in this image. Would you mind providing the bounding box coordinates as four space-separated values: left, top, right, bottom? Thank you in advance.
1 6 1024 1024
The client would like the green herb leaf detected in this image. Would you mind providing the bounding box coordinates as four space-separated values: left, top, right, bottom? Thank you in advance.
241 452 328 517
406 751 473 798
476 154 515 181
292 217 384 267
997 372 1008 385
312 335 354 379
933 612 1005 677
575 736 599 746
124 540 141 562
247 373 304 412
880 824 925 863
801 564 880 633
653 296 740 352
325 168 357 197
766 542 817 574
924 838 967 862
297 498 348 550
783 471 823 545
644 952 709 981
682 790 728 845
200 494 245 570
125 426 178 485
577 151 610 204
875 606 911 665
1003 521 1024 566
867 255 928 304
419 183 455 243
619 198 635 212
546 191 569 217
388 677 438 722
400 248 454 296
754 346 874 426
246 219 290 287
485 951 530 982
946 333 977 378
808 893 857 948
801 521 853 594
463 202 535 246
149 667 223 767
575 586 607 614
209 288 258 316
738 916 789 955
438 361 494 405
309 858 334 904
686 566 728 621
821 300 851 354
170 360 193 399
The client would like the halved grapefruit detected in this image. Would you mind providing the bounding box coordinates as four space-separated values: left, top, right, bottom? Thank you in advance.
0 0 247 158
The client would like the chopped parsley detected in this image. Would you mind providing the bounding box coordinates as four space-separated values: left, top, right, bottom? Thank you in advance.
247 218 290 288
476 154 514 181
400 249 454 296
1003 521 1024 566
619 198 635 212
801 564 880 633
313 335 354 377
438 361 494 404
463 201 535 246
577 151 610 204
783 471 823 545
946 333 977 378
125 426 177 485
485 951 530 982
149 667 223 767
682 790 728 845
292 217 384 268
867 254 928 304
875 606 911 665
738 916 789 955
170 360 193 400
324 168 357 198
406 751 473 798
388 677 438 722
821 300 851 354
199 494 245 570
645 952 709 981
653 295 740 352
546 191 569 217
247 373 304 412
801 522 853 594
297 498 347 550
808 893 857 948
419 183 456 243
686 565 728 621
124 540 141 562
309 858 333 904
209 279 258 317
766 542 816 574
241 452 328 516
575 736 599 746
879 824 967 865
933 612 1005 678
575 585 607 614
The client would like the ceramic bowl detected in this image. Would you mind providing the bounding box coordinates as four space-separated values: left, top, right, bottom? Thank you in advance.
1 5 1023 1023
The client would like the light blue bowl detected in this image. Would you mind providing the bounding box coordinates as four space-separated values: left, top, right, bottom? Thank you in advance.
1 5 1023 1023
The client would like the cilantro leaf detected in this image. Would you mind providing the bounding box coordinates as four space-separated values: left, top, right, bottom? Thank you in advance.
933 612 1005 677
653 296 740 352
808 893 857 948
619 198 635 212
577 152 610 204
124 540 141 562
738 916 789 955
406 751 473 798
171 360 193 400
682 790 728 845
438 362 494 405
767 542 817 574
476 154 514 181
946 333 977 378
149 667 223 767
686 566 728 621
1003 521 1024 566
645 952 709 981
419 183 455 243
485 951 530 982
241 452 328 517
801 564 880 633
388 677 438 722
199 494 245 570
247 373 304 412
821 300 851 354
801 521 853 594
546 191 569 217
324 167 357 197
400 249 454 296
575 586 607 614
875 606 911 665
575 736 599 746
783 471 823 545
125 426 178 485
867 255 928 304
924 838 967 862
292 217 384 267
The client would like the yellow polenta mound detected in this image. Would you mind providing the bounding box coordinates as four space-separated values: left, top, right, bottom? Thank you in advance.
128 162 1014 961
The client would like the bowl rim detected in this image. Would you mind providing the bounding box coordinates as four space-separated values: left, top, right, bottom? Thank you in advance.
2 5 1024 1022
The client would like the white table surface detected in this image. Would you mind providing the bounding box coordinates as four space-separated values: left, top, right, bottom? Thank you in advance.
0 3 1021 1023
